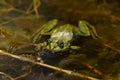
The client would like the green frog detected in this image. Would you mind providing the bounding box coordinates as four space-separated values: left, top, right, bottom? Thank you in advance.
32 19 98 54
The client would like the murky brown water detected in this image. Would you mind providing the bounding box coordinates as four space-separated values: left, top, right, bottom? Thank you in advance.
0 0 120 80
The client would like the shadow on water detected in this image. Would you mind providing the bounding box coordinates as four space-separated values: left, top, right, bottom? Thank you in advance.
0 0 120 80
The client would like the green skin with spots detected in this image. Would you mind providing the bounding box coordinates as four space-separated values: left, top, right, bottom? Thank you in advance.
32 19 98 53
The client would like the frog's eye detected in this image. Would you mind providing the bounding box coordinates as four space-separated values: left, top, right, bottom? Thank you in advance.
57 41 64 48
46 39 52 45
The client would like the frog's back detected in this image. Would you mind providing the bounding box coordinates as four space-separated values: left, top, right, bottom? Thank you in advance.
51 24 73 42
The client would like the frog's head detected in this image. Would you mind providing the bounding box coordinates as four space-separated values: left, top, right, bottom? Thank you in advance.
45 39 70 53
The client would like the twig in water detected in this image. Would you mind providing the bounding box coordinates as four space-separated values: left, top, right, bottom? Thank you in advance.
15 67 32 80
0 50 99 80
33 0 41 17
0 71 15 80
84 63 111 79
74 10 120 22
26 0 41 16
98 36 120 54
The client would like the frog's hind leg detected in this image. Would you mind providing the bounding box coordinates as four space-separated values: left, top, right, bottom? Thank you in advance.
78 20 98 39
31 19 58 43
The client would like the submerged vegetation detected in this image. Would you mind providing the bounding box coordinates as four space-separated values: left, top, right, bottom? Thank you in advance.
0 0 120 80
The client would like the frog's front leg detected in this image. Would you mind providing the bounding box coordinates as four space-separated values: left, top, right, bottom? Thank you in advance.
70 46 81 50
31 19 58 43
78 20 98 39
